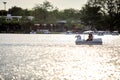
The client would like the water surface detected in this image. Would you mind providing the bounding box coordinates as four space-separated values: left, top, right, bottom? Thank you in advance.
0 34 120 80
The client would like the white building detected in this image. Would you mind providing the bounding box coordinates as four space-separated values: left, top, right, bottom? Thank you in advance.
0 14 34 21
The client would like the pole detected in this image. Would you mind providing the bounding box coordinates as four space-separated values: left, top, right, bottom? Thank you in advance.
3 2 7 10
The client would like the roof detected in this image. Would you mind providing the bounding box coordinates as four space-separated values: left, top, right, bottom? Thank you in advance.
56 20 67 23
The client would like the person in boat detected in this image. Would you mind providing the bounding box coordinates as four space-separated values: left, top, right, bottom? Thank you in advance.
86 33 93 41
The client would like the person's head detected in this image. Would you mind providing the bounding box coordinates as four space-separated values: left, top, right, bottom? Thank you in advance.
89 33 93 36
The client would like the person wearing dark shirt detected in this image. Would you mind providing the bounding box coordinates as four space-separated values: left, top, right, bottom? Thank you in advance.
86 33 93 41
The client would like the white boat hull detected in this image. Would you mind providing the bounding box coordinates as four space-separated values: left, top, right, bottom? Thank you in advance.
75 38 102 45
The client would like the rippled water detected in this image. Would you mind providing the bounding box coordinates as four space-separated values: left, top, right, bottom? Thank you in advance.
0 34 120 80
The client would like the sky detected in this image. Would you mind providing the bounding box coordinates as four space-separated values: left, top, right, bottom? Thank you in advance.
0 0 88 10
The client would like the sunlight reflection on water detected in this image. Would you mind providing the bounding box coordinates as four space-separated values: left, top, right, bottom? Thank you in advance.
0 34 120 80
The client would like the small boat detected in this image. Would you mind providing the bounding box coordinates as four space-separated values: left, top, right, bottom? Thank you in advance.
75 37 102 45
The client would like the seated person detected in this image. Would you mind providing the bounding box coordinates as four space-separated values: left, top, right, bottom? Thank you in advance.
86 33 93 41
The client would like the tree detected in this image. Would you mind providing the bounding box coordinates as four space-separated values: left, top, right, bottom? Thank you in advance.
0 10 7 16
87 0 120 31
79 4 102 30
8 6 23 16
59 8 79 20
8 6 32 16
22 9 32 16
47 8 60 23
32 0 54 23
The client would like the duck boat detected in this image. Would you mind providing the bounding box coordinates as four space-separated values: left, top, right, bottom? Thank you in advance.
75 38 102 45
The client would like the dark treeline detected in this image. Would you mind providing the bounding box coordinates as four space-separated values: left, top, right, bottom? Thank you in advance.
0 0 120 33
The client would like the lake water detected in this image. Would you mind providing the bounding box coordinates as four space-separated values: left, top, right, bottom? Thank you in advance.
0 34 120 80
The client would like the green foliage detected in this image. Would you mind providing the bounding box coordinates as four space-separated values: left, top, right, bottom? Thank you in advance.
8 6 23 16
32 7 48 22
20 21 34 33
20 16 30 22
42 0 53 11
87 0 120 31
59 8 79 20
8 6 32 16
0 16 6 23
32 0 80 25
79 4 102 28
0 10 7 16
32 0 54 23
1 0 120 32
75 23 84 30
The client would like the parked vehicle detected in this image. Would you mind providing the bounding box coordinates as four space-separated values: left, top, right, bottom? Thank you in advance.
112 31 119 35
97 31 105 36
83 30 94 34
